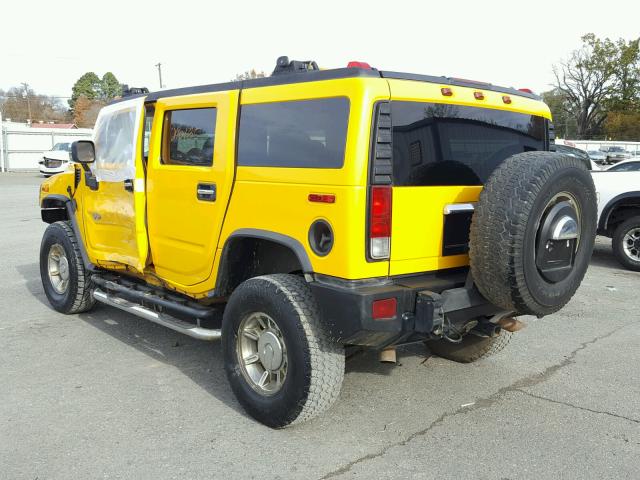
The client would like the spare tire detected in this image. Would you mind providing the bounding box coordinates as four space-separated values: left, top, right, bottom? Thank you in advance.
470 152 597 317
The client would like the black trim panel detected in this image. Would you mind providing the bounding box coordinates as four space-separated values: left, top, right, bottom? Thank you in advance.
223 228 313 272
144 68 379 103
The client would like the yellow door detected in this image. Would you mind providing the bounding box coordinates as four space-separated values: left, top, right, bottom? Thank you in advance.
81 97 149 272
145 91 239 288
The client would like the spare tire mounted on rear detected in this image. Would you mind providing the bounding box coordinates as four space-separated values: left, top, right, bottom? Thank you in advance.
470 152 597 317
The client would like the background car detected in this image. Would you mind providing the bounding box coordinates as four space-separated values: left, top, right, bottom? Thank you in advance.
592 168 640 271
38 142 72 176
605 159 640 172
555 144 600 170
587 149 607 164
600 145 631 164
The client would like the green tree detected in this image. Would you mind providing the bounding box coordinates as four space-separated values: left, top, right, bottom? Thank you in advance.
606 38 640 113
69 72 101 111
100 72 122 100
552 34 640 139
541 88 577 139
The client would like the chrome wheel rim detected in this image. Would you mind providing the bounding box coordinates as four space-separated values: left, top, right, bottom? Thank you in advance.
236 312 288 396
623 227 640 261
545 192 582 246
48 243 70 294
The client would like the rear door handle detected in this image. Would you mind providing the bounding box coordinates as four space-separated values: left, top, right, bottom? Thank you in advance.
197 183 216 202
124 179 134 192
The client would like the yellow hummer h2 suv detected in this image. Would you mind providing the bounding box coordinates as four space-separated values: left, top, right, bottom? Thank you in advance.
39 57 597 428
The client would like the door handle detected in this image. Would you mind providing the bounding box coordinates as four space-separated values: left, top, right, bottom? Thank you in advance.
124 179 134 192
197 183 216 202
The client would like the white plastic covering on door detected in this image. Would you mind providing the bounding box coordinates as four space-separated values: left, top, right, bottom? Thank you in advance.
91 97 143 183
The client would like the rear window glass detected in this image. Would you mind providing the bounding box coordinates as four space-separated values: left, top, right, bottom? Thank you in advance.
237 98 350 168
391 101 547 186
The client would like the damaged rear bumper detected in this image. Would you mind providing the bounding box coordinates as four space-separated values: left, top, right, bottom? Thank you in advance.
309 268 504 348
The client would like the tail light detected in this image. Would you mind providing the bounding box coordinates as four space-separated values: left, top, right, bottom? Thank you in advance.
372 298 397 320
369 186 392 259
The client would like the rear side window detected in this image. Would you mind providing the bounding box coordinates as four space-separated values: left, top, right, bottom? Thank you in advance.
237 97 350 168
162 108 216 166
391 102 547 186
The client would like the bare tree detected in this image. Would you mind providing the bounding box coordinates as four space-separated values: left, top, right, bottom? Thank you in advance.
233 69 266 81
552 34 617 139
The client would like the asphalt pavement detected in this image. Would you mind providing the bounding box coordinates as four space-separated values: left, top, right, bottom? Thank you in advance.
1 173 638 480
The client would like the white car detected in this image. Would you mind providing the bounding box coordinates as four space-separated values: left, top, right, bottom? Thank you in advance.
591 169 640 271
39 142 72 176
604 159 640 172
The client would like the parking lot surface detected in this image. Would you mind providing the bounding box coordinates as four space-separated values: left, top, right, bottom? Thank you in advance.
1 173 639 480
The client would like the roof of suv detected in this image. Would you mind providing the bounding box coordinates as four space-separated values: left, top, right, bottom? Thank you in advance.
138 67 541 103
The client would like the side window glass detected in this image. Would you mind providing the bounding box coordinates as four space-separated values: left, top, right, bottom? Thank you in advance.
143 105 155 161
161 108 216 166
237 98 350 169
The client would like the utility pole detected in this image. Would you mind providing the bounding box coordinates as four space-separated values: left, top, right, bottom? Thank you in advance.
155 63 164 89
21 82 32 122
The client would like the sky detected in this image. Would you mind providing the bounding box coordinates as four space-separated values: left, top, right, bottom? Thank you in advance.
1 0 639 102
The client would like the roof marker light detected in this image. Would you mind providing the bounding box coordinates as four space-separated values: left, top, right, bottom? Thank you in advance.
347 61 372 69
518 88 534 94
502 95 512 104
441 87 453 96
474 91 485 100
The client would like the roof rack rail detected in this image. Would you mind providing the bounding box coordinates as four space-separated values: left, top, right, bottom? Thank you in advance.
271 56 319 76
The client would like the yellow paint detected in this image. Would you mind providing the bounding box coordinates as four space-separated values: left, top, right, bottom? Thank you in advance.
39 73 553 299
389 186 482 275
145 91 239 288
386 79 552 119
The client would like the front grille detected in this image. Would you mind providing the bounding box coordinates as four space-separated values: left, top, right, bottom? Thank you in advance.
44 159 62 168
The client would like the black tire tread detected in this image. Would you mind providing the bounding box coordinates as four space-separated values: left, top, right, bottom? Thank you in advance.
257 274 344 425
470 152 596 316
42 221 95 314
426 331 512 363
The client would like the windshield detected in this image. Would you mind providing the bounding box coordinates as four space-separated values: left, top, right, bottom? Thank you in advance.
390 101 547 186
53 143 71 151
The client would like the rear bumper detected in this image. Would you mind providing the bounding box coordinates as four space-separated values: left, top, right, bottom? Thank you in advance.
309 269 503 348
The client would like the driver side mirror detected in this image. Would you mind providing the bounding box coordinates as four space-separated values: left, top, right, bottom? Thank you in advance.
71 140 96 164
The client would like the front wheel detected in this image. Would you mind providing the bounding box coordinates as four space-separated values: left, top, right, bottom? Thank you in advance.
222 274 344 428
39 221 95 314
612 216 640 271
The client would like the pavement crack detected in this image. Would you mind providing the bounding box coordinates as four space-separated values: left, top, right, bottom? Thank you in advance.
318 322 637 480
517 389 640 424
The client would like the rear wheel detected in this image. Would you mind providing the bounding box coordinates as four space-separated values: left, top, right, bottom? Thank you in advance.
40 221 95 314
612 216 640 271
470 152 597 317
426 330 512 363
222 274 344 428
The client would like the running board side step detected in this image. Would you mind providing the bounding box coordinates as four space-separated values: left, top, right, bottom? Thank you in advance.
93 289 221 341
